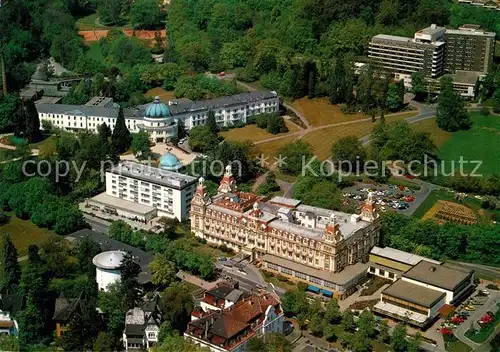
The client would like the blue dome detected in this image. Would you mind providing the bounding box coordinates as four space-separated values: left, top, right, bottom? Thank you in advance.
159 152 181 170
145 96 170 118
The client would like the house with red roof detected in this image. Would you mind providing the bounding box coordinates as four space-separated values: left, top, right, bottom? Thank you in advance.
184 291 284 352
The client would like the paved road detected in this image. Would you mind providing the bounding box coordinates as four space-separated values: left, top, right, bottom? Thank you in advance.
454 290 500 349
84 214 111 234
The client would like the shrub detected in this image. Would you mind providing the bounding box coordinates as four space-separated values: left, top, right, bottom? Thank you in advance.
486 284 499 290
0 212 9 225
277 274 289 282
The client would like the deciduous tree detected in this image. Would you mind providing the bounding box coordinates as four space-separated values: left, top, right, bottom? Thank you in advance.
437 76 472 132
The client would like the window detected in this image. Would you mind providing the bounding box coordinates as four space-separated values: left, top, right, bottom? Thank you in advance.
388 272 394 279
379 269 385 276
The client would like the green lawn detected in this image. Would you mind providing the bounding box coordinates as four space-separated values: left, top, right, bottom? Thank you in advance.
85 42 106 63
445 340 473 352
76 13 131 30
413 189 499 224
0 149 18 162
31 134 58 150
0 213 59 256
438 113 500 176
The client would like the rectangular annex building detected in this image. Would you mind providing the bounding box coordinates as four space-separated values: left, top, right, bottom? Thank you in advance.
368 246 441 281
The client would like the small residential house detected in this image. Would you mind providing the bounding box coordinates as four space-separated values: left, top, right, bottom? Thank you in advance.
185 291 284 352
0 294 25 336
123 294 162 350
52 294 81 338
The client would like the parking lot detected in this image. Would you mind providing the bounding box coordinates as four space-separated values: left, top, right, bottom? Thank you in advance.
342 183 420 214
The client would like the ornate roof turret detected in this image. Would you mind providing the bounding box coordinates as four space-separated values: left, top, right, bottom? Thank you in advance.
360 192 378 222
192 177 211 206
218 164 238 194
324 213 342 242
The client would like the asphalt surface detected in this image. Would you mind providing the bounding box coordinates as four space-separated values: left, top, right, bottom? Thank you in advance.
454 289 500 349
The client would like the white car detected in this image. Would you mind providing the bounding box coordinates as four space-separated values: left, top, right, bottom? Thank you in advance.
481 289 490 295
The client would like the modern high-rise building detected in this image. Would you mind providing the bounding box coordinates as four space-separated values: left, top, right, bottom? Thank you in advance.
368 24 446 78
368 24 496 97
444 24 495 73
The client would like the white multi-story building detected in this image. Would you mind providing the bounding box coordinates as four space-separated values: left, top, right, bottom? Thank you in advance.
86 160 197 222
36 91 280 142
190 166 381 300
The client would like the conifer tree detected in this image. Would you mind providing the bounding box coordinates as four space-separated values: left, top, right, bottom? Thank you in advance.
0 234 21 294
111 107 132 153
436 76 472 132
205 110 219 134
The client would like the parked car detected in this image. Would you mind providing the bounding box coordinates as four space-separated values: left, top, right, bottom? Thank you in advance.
465 306 476 311
481 289 490 295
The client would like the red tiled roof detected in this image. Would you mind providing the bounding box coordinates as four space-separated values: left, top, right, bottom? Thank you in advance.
187 293 280 346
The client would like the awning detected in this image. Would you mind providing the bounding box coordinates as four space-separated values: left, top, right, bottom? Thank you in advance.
307 285 320 293
321 289 333 297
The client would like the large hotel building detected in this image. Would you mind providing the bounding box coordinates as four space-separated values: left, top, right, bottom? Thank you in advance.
190 166 381 299
368 24 495 96
36 91 279 142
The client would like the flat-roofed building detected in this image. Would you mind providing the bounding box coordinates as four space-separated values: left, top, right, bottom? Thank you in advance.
444 25 495 73
86 161 197 222
373 279 446 328
368 246 441 281
401 261 474 305
368 25 446 78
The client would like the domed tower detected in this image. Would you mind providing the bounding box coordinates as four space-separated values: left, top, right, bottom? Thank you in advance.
141 96 178 142
159 151 182 171
145 96 170 118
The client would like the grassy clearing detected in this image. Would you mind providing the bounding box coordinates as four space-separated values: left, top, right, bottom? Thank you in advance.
256 135 298 159
31 134 58 150
0 149 17 162
85 42 106 63
302 121 375 160
413 189 499 224
0 213 58 256
444 338 473 352
76 13 131 31
272 170 298 183
292 97 416 128
145 87 175 101
438 113 500 176
411 117 452 148
293 97 367 127
220 122 298 143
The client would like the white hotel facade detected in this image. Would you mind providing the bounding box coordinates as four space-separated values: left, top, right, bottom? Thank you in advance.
85 161 198 222
36 91 280 142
